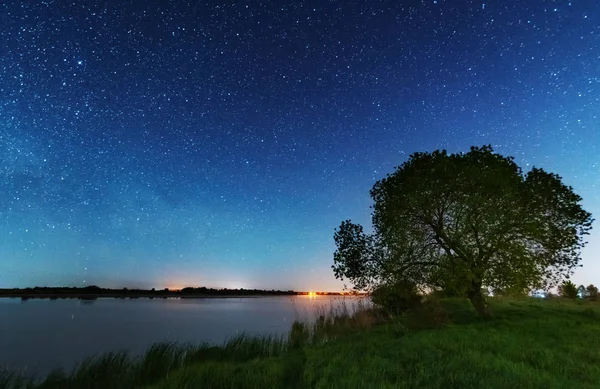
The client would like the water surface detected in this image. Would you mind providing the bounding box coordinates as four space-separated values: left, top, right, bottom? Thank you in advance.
0 295 362 376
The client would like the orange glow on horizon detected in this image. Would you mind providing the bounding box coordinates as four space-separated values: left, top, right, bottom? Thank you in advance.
162 287 349 295
164 285 184 291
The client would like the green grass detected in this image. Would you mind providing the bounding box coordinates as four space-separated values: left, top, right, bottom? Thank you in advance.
3 298 599 389
145 298 600 389
0 335 291 389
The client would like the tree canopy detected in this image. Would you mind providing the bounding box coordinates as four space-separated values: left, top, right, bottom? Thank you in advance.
332 145 593 316
559 281 578 299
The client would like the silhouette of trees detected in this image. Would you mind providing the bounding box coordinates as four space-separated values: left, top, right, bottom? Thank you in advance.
0 286 300 299
559 280 578 299
586 284 598 300
333 145 593 317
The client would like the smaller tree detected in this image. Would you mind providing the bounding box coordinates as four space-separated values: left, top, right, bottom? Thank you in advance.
586 284 598 300
559 280 578 299
577 285 587 298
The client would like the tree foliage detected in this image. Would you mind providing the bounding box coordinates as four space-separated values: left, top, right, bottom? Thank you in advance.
332 221 380 291
332 145 593 317
491 285 530 298
586 284 598 300
559 280 578 299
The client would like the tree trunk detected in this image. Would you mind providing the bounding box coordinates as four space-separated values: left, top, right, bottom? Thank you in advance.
468 281 491 318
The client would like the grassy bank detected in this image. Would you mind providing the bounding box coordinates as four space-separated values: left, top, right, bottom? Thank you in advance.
2 298 599 389
144 298 600 389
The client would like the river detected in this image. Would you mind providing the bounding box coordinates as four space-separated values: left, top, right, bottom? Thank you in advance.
0 295 365 377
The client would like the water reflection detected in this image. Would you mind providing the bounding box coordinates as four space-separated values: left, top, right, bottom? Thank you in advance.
0 295 366 377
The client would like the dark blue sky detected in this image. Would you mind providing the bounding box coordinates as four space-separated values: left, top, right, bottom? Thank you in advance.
1 1 598 291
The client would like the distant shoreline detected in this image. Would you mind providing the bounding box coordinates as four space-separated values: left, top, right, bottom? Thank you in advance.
0 293 299 299
0 286 363 300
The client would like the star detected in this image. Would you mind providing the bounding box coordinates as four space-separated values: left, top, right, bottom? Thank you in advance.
0 0 597 293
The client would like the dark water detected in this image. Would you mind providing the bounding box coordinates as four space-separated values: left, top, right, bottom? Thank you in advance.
0 295 363 376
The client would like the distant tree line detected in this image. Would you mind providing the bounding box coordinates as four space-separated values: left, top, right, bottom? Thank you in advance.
178 287 298 296
554 281 598 300
0 285 304 300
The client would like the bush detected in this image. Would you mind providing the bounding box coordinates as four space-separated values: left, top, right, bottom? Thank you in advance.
370 280 422 315
404 298 450 330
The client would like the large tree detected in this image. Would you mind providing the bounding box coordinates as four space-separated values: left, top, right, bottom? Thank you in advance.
333 145 593 317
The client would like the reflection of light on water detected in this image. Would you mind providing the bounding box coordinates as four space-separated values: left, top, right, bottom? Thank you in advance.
291 295 372 324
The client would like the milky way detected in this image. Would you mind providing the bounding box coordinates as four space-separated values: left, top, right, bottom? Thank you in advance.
1 1 599 290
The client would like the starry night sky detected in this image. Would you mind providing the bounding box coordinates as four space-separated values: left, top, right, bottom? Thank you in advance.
1 1 598 291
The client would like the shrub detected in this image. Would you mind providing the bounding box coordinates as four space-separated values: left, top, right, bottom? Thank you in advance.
404 298 450 330
370 280 422 315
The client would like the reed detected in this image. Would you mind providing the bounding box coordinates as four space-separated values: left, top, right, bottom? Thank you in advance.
1 298 376 389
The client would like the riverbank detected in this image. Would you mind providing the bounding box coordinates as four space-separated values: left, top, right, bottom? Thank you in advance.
145 298 600 389
2 298 599 389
